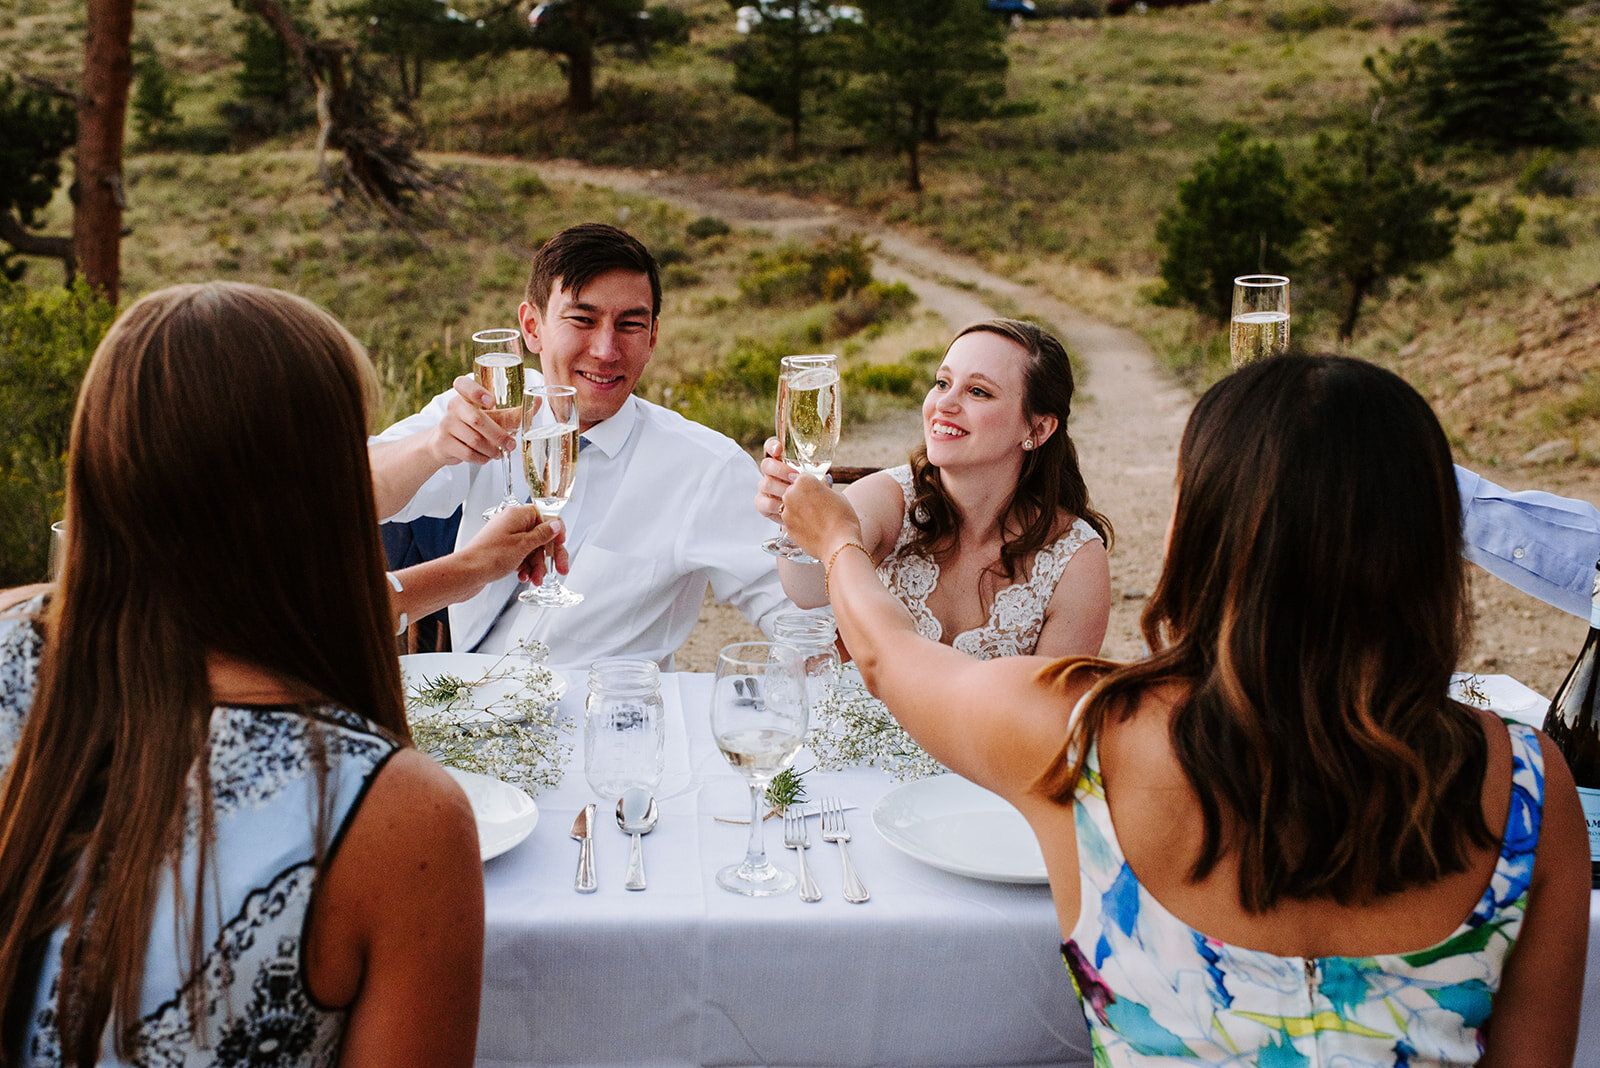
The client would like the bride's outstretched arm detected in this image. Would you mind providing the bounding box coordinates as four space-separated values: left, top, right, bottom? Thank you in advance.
780 474 1087 795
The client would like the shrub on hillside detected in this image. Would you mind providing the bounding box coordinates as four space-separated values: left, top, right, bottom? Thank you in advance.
828 281 914 339
1265 3 1352 32
1464 197 1524 245
739 233 875 306
0 280 116 586
1517 149 1579 198
687 216 731 240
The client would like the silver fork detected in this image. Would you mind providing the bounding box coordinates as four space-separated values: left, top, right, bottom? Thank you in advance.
783 808 822 902
820 797 870 903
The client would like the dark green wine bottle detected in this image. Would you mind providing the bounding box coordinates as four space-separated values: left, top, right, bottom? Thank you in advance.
1541 559 1600 888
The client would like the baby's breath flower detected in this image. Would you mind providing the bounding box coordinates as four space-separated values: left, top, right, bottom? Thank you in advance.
808 666 945 782
405 650 572 796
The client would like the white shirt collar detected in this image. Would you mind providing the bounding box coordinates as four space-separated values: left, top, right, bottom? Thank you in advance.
579 394 639 459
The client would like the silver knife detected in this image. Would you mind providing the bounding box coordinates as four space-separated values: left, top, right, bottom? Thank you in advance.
571 804 597 893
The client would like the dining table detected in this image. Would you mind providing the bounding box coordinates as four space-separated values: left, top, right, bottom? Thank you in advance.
458 667 1600 1068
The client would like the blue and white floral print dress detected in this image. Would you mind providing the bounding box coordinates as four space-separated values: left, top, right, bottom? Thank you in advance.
0 598 400 1067
1062 722 1543 1067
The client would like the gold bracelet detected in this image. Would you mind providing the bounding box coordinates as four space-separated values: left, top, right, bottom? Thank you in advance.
824 541 870 601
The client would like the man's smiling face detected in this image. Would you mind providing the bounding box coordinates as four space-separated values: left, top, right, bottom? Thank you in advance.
519 268 658 432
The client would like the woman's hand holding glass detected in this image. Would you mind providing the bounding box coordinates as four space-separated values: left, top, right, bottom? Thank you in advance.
775 473 864 567
458 503 567 590
472 328 527 518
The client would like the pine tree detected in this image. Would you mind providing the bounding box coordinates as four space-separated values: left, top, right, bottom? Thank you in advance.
1154 129 1304 324
836 0 1008 193
1433 0 1579 147
728 1 851 158
1299 121 1466 341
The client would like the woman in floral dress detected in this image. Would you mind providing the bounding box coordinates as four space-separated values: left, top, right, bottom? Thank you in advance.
782 354 1588 1066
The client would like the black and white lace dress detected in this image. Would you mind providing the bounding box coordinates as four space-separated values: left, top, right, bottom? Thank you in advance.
0 598 399 1067
876 464 1101 659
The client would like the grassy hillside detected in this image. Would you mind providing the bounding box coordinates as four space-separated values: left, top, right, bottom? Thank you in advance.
5 0 1599 469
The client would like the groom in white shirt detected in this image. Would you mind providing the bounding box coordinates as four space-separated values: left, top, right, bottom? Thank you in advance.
369 223 791 670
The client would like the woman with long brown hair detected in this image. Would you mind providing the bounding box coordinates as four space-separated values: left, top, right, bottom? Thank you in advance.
757 318 1112 659
0 283 552 1066
780 355 1587 1065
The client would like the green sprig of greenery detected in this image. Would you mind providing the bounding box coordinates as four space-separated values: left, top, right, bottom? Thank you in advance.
765 767 807 814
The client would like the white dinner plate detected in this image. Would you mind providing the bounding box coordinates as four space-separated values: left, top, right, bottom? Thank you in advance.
444 766 539 862
872 774 1048 884
401 652 567 725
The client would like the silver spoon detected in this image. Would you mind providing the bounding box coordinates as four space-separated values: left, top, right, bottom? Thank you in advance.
617 787 659 891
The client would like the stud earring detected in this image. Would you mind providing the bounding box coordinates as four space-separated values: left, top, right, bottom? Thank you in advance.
1023 439 1034 450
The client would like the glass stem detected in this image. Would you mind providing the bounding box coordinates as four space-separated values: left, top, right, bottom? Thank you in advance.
503 447 515 501
744 781 766 866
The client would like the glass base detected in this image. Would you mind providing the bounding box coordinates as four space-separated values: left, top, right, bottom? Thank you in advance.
762 533 818 565
483 496 519 521
716 858 796 897
519 581 584 608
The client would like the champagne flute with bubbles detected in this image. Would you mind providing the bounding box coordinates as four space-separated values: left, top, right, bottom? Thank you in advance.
764 354 841 563
711 641 808 897
518 383 583 608
473 328 526 518
1229 276 1290 368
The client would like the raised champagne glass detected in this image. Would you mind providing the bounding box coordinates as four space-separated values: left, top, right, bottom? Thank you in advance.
473 328 526 518
763 354 841 563
518 383 584 608
1229 275 1290 368
711 641 808 897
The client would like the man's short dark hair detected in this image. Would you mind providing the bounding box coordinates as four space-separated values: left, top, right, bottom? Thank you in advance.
524 223 662 319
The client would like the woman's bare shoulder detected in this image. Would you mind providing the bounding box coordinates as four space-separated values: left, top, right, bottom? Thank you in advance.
845 470 910 556
0 584 50 617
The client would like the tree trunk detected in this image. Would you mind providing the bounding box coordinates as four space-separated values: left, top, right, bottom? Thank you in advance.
74 0 135 302
1338 273 1372 342
567 39 595 113
905 101 923 193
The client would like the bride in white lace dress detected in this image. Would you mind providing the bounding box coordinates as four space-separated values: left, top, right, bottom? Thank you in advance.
756 318 1112 659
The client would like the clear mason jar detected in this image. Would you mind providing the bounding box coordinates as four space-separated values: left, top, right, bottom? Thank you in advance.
584 658 665 802
773 610 842 735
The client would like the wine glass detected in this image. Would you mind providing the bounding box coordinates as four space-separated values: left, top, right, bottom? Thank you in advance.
1229 275 1290 368
473 328 526 519
711 641 808 897
763 354 842 563
518 383 584 608
584 658 666 803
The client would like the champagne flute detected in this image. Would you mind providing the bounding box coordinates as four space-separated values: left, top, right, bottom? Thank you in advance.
1229 275 1290 368
711 641 808 897
518 383 584 608
763 354 842 563
473 328 526 519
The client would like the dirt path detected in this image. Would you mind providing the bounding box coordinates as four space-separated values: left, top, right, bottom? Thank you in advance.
520 161 1587 693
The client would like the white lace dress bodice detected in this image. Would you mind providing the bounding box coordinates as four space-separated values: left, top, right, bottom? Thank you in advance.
0 597 399 1067
875 465 1101 659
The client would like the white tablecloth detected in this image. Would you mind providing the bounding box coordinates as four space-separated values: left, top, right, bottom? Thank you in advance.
473 672 1600 1067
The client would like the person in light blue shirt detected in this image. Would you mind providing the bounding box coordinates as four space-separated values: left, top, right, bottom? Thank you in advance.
1457 465 1600 618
